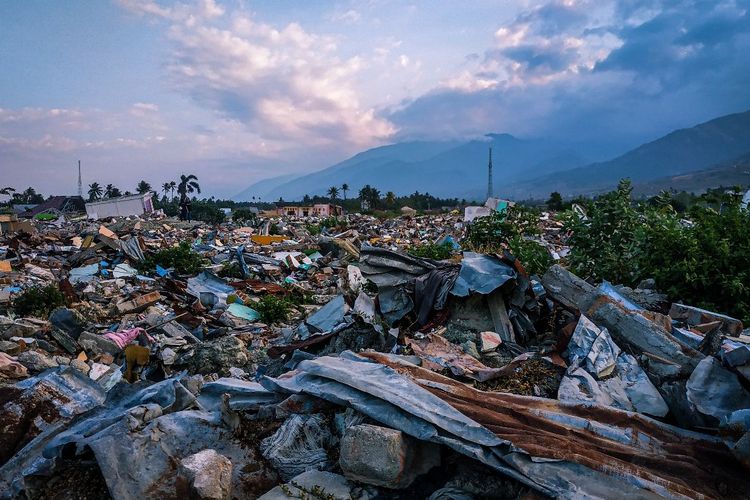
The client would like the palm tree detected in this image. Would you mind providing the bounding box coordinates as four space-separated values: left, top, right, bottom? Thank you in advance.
104 184 123 198
88 182 102 201
136 180 151 194
161 182 171 200
0 187 15 196
385 191 396 206
341 183 349 200
327 186 339 202
169 181 177 200
177 174 200 196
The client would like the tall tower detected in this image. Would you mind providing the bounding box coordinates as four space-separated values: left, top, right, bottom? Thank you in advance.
486 147 493 200
77 160 83 198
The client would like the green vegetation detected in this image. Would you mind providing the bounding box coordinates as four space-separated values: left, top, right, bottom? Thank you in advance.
231 207 257 224
408 241 454 260
189 201 225 224
13 284 65 318
254 294 292 324
137 241 207 275
463 206 552 275
565 180 750 322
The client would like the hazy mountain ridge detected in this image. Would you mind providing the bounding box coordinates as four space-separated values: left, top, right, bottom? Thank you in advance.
235 110 750 202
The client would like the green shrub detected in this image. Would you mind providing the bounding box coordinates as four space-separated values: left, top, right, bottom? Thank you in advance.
254 294 292 324
232 208 256 224
190 202 225 224
565 180 750 323
408 241 454 260
137 241 207 275
462 205 552 274
13 284 65 318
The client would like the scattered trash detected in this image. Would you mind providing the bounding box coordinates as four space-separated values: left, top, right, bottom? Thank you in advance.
1 206 748 498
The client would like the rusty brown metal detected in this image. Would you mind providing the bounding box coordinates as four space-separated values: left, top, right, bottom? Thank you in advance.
362 351 750 499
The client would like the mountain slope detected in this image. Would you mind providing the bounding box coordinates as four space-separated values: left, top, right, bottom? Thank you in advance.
505 110 750 198
249 135 586 201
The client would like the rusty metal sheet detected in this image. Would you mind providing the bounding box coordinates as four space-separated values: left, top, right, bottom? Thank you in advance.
362 351 750 499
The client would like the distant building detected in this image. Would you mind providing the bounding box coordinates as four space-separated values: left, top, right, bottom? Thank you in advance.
85 192 155 219
743 189 750 210
18 196 86 219
276 203 342 218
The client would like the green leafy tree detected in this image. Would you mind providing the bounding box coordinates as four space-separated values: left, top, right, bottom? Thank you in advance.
87 182 103 201
136 180 152 194
385 191 396 206
546 191 564 211
104 184 122 198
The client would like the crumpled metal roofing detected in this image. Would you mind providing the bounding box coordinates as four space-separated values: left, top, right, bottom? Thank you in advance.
259 351 750 499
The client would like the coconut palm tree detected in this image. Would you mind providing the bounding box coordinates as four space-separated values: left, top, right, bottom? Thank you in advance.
88 183 103 201
104 184 122 198
327 186 339 202
169 181 177 200
161 182 171 200
0 187 15 196
136 180 152 194
385 191 396 206
341 183 349 200
177 174 200 196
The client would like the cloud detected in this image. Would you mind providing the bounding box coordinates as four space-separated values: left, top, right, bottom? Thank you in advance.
329 9 362 24
120 0 394 148
389 0 750 152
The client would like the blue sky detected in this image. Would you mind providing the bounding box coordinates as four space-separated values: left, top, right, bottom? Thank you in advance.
1 0 749 198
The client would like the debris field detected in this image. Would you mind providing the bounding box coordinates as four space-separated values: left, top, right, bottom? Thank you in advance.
1 207 749 500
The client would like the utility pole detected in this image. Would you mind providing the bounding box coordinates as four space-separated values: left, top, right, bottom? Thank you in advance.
486 147 493 200
77 160 82 198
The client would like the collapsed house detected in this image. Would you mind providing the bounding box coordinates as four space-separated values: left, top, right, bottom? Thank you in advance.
1 208 749 499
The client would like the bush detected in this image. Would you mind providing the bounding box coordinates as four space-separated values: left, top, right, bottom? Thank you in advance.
565 180 750 323
190 201 225 224
137 241 207 275
13 284 65 318
408 241 454 260
462 205 552 274
232 208 256 224
254 294 292 324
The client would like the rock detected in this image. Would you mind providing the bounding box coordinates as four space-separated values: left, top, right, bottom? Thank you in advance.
179 449 233 500
0 352 28 379
187 335 248 377
0 340 20 355
70 358 90 375
259 470 353 500
16 350 58 372
53 356 70 365
161 347 177 365
461 340 481 360
339 424 440 488
479 331 502 353
78 331 121 356
89 362 110 381
227 367 246 378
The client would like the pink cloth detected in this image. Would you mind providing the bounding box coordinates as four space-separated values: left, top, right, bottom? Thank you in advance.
102 327 153 349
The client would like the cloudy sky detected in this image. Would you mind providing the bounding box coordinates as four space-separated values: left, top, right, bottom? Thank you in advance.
1 0 749 198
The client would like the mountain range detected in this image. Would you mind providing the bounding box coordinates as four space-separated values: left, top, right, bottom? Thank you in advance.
235 109 750 202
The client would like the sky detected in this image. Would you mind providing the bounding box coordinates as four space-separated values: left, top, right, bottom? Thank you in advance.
1 0 749 199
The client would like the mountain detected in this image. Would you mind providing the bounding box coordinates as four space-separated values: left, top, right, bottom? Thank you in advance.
630 151 750 197
234 173 297 201
505 110 750 199
236 135 588 201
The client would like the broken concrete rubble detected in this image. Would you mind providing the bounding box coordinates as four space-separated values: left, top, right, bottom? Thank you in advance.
0 208 748 498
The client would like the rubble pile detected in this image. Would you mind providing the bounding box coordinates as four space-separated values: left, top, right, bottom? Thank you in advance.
1 209 749 499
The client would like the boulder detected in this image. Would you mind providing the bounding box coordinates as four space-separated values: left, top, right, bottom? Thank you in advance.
339 424 440 488
178 449 233 500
